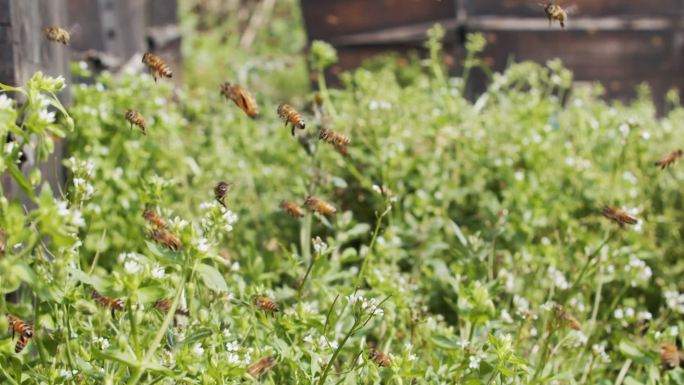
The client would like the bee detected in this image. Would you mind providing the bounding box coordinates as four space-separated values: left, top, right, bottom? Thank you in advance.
142 52 173 82
7 315 34 340
44 26 70 45
277 103 305 136
540 2 567 28
304 196 336 216
280 200 304 218
150 228 182 251
660 343 682 370
154 298 190 317
14 334 31 354
247 355 276 377
214 181 232 208
91 290 125 318
254 296 280 314
143 208 168 229
125 109 147 135
553 304 581 330
333 143 349 157
654 149 683 170
220 83 258 118
319 128 351 147
369 349 392 367
600 206 638 227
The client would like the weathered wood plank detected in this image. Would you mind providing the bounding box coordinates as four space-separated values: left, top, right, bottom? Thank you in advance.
467 0 681 17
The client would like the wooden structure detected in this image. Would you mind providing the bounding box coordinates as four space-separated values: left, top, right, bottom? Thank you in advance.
301 0 684 105
0 0 180 199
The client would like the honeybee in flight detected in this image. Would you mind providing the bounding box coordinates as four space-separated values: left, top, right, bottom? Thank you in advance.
254 295 280 314
280 200 304 218
8 315 33 353
220 83 259 119
554 304 581 330
214 181 232 208
369 349 392 367
305 196 336 216
654 149 683 170
125 109 147 135
142 52 173 82
277 103 305 136
44 26 70 45
91 290 125 317
319 128 351 147
660 342 682 370
600 206 638 227
143 208 168 229
247 355 276 377
150 228 182 251
155 298 189 326
540 2 568 28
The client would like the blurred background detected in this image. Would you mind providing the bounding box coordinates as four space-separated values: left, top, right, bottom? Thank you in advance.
2 0 683 107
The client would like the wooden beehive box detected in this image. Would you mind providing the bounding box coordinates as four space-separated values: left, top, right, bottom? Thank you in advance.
301 0 684 106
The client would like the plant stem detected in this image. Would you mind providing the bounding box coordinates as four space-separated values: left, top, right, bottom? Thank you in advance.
354 206 391 289
531 320 556 384
316 64 339 120
127 300 141 359
300 212 313 268
485 368 499 385
298 251 318 297
317 318 360 385
563 231 615 304
127 266 191 385
614 359 632 385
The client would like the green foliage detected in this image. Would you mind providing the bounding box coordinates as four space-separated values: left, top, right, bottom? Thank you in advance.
0 3 683 384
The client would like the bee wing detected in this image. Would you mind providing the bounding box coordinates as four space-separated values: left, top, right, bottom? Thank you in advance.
564 4 579 15
68 23 82 37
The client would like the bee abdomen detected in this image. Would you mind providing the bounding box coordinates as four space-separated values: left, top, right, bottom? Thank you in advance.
305 196 336 216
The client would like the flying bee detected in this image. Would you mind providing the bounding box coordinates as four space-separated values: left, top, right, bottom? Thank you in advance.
277 103 305 136
554 305 581 330
654 149 683 170
214 181 232 208
304 196 336 216
254 296 280 314
14 334 30 354
7 315 34 340
319 128 351 147
660 343 682 370
600 206 638 227
540 2 568 28
369 349 392 367
280 200 304 218
142 52 173 82
44 26 70 45
247 355 276 377
220 83 259 118
149 228 182 251
333 143 349 157
143 208 168 229
154 298 189 327
125 109 147 135
91 290 125 318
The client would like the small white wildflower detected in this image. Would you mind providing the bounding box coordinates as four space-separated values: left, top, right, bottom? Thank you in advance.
618 123 630 137
540 301 554 312
670 326 679 337
0 94 12 110
468 355 481 370
572 331 588 347
312 236 328 254
38 109 56 124
227 352 240 364
624 307 635 318
637 311 652 320
372 184 382 194
614 308 624 319
547 266 570 290
194 237 210 253
222 329 232 338
501 309 513 323
530 327 538 337
230 262 240 272
59 369 73 379
151 265 165 279
124 259 142 274
640 131 651 140
226 341 239 352
193 343 204 357
514 171 524 181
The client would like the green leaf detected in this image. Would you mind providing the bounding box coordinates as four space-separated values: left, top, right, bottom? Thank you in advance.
179 328 212 347
92 348 140 369
623 376 644 385
197 263 228 293
145 241 182 264
7 163 36 201
618 340 655 365
68 268 110 292
135 286 165 303
430 335 462 350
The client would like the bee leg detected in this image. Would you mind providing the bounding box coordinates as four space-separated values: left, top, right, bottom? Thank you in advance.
560 21 565 28
291 125 295 137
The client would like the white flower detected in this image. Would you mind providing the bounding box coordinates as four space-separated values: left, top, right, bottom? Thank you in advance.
151 265 165 279
194 237 210 253
592 343 611 363
501 309 513 323
637 311 652 320
670 326 679 337
468 355 481 370
227 352 240 364
624 307 635 318
346 292 362 305
664 290 684 313
547 266 569 290
640 131 651 140
124 259 142 274
407 352 417 361
38 109 56 124
514 171 524 181
618 123 630 137
59 369 73 379
93 336 110 350
193 343 204 357
572 331 588 347
313 236 328 254
0 94 12 110
222 329 232 338
530 327 538 337
230 262 240 272
614 308 624 319
226 341 239 352
540 301 554 312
